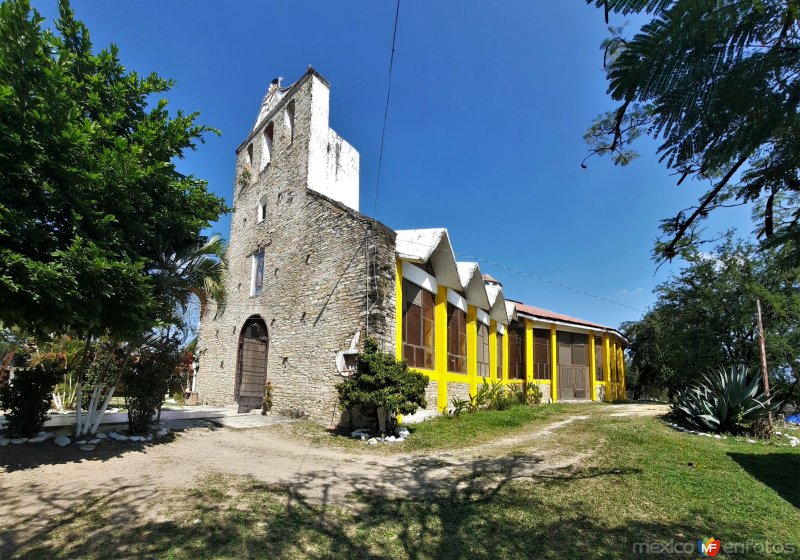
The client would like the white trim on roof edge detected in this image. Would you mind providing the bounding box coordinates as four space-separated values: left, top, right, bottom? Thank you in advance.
446 289 467 313
401 261 438 294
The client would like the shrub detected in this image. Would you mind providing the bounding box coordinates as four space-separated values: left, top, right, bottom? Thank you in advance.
53 371 78 412
507 384 524 405
261 381 273 415
448 397 470 417
446 381 532 416
122 338 181 434
337 338 428 432
671 365 781 434
483 380 520 410
526 384 543 405
0 362 64 437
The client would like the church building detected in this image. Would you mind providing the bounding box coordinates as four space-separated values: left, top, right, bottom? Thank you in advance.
195 68 628 423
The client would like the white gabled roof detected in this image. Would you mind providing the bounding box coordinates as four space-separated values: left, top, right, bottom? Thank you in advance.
396 228 445 260
456 262 491 311
505 300 517 323
485 283 508 324
395 228 460 289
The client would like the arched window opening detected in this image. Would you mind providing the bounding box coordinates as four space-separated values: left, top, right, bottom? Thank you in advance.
260 122 274 171
284 101 295 143
251 249 265 296
257 195 268 223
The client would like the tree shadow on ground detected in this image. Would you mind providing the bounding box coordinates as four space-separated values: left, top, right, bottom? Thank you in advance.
3 452 744 560
0 421 221 473
728 451 800 509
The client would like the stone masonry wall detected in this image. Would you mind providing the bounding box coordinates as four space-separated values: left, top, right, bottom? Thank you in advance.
196 70 396 424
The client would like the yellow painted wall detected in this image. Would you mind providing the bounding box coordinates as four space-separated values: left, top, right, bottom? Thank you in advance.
396 259 621 410
589 334 597 401
435 286 448 411
502 326 509 383
603 334 611 402
620 342 627 399
550 324 558 402
525 319 534 385
617 342 625 401
467 305 478 396
395 260 403 359
489 320 498 382
611 339 619 401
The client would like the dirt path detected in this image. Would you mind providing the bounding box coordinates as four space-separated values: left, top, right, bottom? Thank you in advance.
0 404 663 555
1 413 590 503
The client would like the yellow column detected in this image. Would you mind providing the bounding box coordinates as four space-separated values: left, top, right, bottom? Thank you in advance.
618 342 626 400
525 319 534 385
395 260 403 359
467 305 478 396
489 320 497 384
603 334 611 402
589 334 597 402
550 325 558 403
611 339 618 401
435 286 448 412
502 327 509 383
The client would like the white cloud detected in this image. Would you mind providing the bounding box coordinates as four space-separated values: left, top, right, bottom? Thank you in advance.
619 287 644 296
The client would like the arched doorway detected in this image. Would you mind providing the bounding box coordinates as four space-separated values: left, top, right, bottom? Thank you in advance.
235 316 269 413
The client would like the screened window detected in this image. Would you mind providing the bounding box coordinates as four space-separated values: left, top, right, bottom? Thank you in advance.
477 322 490 377
507 321 526 380
251 249 265 296
402 279 435 369
496 331 504 379
260 123 274 171
447 303 467 373
556 332 589 365
533 328 551 380
595 336 604 381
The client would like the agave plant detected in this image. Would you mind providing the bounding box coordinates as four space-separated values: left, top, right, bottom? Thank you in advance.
671 365 781 433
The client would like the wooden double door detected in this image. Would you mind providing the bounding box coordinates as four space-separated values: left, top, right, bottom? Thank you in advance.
557 332 589 400
235 317 269 413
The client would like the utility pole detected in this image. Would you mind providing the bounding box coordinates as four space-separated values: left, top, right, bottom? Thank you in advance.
756 299 772 425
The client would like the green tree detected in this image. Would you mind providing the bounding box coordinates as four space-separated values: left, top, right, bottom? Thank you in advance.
150 233 228 324
337 338 429 432
584 0 800 267
0 0 228 435
623 235 800 399
0 0 226 339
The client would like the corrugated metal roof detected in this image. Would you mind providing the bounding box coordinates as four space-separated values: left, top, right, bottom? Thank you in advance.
514 302 613 331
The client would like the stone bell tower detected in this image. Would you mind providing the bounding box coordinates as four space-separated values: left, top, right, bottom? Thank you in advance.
195 67 397 421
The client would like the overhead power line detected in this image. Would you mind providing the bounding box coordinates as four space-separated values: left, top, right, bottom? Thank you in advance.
454 251 646 313
393 235 646 313
371 0 401 218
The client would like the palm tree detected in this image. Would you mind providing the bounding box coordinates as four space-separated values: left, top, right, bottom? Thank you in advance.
72 235 229 436
151 233 228 321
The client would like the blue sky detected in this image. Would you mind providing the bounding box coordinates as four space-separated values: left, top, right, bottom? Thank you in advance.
33 0 753 329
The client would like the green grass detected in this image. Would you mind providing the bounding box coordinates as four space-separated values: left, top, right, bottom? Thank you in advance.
10 409 800 559
287 403 598 454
